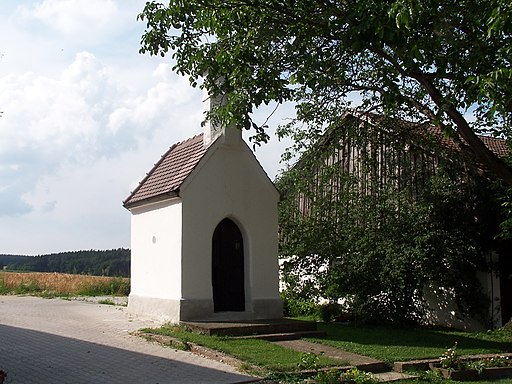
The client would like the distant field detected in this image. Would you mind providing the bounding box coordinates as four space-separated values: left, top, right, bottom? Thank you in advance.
0 271 130 297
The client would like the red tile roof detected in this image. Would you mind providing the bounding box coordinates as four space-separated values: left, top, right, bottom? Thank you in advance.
353 113 510 158
423 125 509 158
123 134 208 208
479 135 509 158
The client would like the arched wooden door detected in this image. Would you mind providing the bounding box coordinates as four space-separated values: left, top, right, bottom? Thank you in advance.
212 218 245 312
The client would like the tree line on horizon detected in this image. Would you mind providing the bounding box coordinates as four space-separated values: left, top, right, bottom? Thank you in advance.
0 249 130 277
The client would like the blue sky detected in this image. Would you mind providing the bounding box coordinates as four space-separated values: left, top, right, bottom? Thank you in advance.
0 0 292 255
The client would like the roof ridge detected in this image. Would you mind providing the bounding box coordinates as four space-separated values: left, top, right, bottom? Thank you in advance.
174 133 204 145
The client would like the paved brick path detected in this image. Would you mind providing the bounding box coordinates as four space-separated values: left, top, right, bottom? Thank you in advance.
273 340 416 382
0 296 257 384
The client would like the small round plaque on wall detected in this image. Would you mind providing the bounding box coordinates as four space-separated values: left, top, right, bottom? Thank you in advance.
152 236 157 244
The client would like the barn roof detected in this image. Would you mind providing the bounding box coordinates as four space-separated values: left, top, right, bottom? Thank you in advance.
362 114 509 158
123 134 208 208
422 125 509 158
478 135 509 158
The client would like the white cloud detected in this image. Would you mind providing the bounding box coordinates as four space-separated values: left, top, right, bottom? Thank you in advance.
23 0 118 35
1 53 108 160
109 79 199 135
0 0 289 255
0 51 202 221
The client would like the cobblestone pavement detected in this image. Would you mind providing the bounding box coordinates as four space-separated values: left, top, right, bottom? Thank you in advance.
0 296 257 384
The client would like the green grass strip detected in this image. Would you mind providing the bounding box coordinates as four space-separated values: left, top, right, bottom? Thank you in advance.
307 323 512 363
141 325 340 373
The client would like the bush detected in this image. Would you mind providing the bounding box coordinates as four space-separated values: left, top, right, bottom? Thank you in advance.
0 275 8 295
15 280 42 294
317 303 349 322
281 291 318 317
77 277 130 296
340 368 378 383
315 369 340 384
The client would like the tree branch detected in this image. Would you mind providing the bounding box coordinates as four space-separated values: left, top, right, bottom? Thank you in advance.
413 72 512 185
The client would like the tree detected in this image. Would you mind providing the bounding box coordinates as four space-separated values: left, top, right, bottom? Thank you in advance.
277 120 497 325
138 0 512 185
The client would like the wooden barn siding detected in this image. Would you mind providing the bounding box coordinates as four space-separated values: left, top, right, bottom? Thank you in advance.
293 122 443 219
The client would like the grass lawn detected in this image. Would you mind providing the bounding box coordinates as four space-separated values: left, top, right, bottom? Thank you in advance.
140 324 342 373
308 323 512 363
141 321 512 383
401 379 512 384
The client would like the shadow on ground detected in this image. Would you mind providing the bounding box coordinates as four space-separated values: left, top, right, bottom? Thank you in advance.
0 324 256 384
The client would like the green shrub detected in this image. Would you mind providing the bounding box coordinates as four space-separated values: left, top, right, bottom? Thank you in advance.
15 280 42 294
297 352 321 370
0 276 7 294
340 368 378 383
108 277 130 295
317 303 348 322
98 299 116 306
281 291 318 317
418 369 444 383
315 369 341 384
77 277 130 296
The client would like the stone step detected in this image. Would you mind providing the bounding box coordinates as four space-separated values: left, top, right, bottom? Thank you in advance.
181 318 318 337
373 371 417 382
394 353 512 373
356 362 390 374
235 330 327 341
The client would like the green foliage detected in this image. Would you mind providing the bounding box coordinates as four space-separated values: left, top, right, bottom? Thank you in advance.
466 355 512 374
14 279 42 295
417 369 444 384
97 299 117 306
0 248 130 277
138 0 512 184
278 121 500 325
296 351 321 370
281 292 350 322
440 343 462 370
77 277 130 296
437 341 512 373
496 186 512 240
281 290 318 318
0 275 7 295
340 368 378 384
0 254 29 270
317 303 348 323
314 369 341 384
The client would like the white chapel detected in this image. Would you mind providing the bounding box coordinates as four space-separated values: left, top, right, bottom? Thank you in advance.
123 97 283 323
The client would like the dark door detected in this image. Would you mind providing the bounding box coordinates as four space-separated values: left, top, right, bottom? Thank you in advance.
212 218 245 312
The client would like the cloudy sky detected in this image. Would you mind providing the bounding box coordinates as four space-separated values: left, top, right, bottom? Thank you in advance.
0 0 293 255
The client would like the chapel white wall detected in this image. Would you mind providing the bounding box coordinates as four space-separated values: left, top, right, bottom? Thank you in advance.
129 199 183 300
179 136 281 316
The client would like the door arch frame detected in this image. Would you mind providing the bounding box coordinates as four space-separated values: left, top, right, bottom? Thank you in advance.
211 217 248 312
